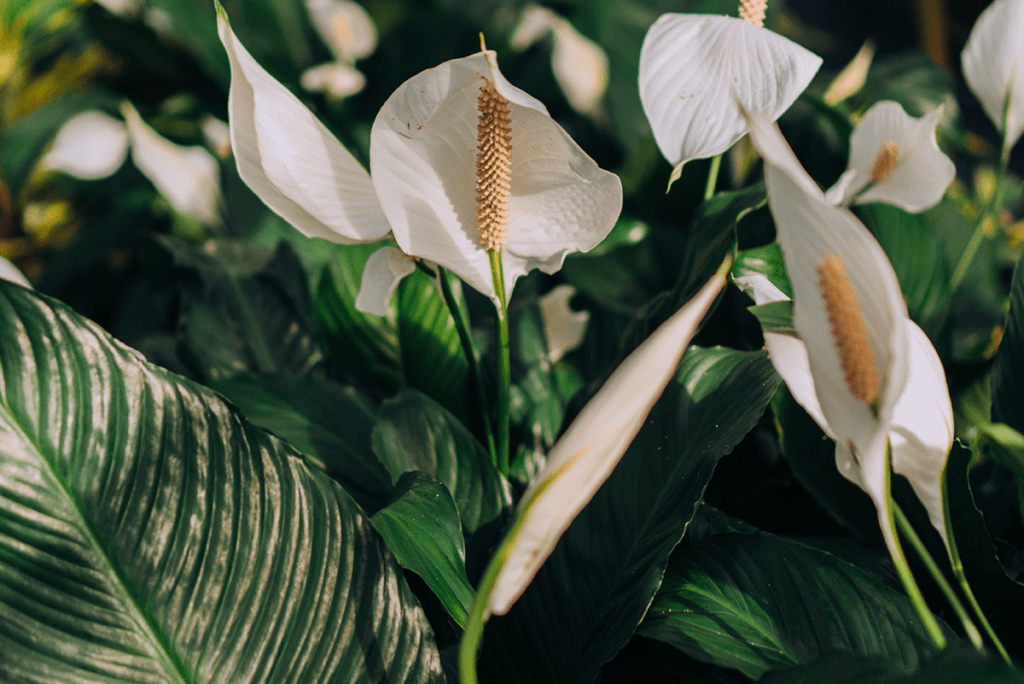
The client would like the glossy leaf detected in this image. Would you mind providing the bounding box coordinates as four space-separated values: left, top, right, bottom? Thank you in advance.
639 531 948 679
370 472 475 628
479 347 780 684
992 249 1024 434
0 281 443 683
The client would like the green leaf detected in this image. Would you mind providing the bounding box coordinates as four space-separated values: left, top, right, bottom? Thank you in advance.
479 347 780 684
0 282 443 683
857 204 951 346
371 389 512 566
315 243 402 397
992 249 1024 433
397 269 469 425
209 373 394 514
748 301 796 335
734 242 793 299
370 472 475 628
855 51 954 118
640 531 948 679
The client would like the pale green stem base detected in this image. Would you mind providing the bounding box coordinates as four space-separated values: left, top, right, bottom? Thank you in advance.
488 249 510 476
705 154 723 201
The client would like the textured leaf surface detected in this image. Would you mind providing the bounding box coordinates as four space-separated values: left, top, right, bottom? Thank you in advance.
639 531 946 679
479 347 780 684
0 282 443 683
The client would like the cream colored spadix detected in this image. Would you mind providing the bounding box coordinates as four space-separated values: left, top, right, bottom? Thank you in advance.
962 0 1024 159
487 259 729 615
638 10 821 177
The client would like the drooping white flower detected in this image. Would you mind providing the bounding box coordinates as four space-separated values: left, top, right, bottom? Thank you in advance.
824 101 954 212
539 284 589 364
638 9 821 178
121 102 223 228
218 5 620 307
354 246 417 316
488 258 731 615
40 110 129 180
962 0 1024 158
740 109 954 554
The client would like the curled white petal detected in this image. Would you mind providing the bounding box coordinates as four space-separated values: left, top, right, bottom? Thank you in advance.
962 0 1024 155
510 4 557 51
823 40 875 106
305 0 378 63
639 14 821 170
40 110 128 180
121 102 222 227
355 246 416 316
0 257 31 289
828 101 954 212
301 61 367 99
550 18 608 117
217 7 390 244
201 114 231 159
370 50 621 304
488 260 729 616
539 284 589 363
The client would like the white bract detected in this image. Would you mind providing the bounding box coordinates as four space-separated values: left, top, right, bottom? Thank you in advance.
741 109 954 554
824 101 954 212
302 0 378 99
488 260 730 615
539 284 589 364
962 0 1024 158
0 257 31 289
40 110 129 180
639 12 821 178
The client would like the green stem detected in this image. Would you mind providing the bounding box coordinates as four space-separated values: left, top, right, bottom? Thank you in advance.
488 249 511 477
704 154 723 201
882 465 947 649
942 476 1012 663
892 503 983 651
437 265 498 467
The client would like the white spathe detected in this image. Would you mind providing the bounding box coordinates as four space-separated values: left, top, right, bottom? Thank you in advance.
305 0 377 64
824 101 954 212
550 17 609 117
539 284 589 363
962 0 1024 158
741 109 953 553
355 246 417 316
488 259 729 615
40 110 129 180
122 103 223 228
639 13 821 173
370 50 622 304
0 257 32 289
300 61 367 99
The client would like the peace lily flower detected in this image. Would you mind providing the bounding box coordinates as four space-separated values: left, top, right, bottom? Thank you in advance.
40 109 129 180
962 0 1024 160
639 0 821 181
539 284 588 364
301 0 378 100
740 108 954 555
217 4 621 307
486 258 731 615
824 100 954 212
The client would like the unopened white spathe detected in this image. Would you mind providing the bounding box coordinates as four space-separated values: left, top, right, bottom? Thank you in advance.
41 110 129 180
824 101 954 212
639 13 821 172
488 261 729 615
962 0 1024 157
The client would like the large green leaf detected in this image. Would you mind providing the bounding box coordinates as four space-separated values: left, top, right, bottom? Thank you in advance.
371 389 513 568
370 472 475 628
639 531 948 680
992 249 1024 433
209 372 394 514
0 282 442 683
479 347 780 684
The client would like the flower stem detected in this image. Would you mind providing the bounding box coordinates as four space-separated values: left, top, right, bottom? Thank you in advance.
437 265 498 466
705 154 723 201
488 248 511 476
892 503 983 651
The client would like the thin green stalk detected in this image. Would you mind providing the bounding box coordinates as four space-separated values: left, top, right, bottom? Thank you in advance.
882 464 947 649
488 249 511 476
705 154 723 201
892 503 983 651
942 478 1012 663
437 265 497 466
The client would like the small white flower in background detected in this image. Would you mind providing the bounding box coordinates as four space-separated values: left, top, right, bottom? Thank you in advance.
740 108 954 556
302 0 377 100
201 114 231 159
962 0 1024 158
40 110 129 180
0 257 32 289
39 106 223 227
822 40 875 106
217 3 621 309
824 101 955 212
539 285 589 364
354 246 417 317
488 259 730 615
510 4 609 118
639 0 821 182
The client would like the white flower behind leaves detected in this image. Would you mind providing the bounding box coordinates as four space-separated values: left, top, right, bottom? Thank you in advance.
638 10 821 181
539 285 589 363
962 0 1024 158
302 0 378 100
488 259 730 615
824 101 954 212
741 109 954 556
40 110 129 180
